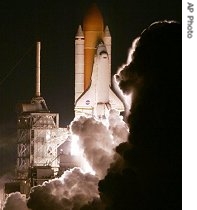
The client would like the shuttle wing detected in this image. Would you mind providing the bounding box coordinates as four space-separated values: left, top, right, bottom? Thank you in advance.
75 84 96 117
109 88 124 112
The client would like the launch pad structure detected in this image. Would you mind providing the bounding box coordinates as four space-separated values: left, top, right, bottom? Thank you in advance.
3 42 75 200
2 4 125 207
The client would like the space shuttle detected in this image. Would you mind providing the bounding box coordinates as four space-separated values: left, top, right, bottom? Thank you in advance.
74 4 124 118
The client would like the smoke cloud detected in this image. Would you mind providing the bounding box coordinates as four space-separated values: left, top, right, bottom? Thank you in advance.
27 168 99 210
3 109 128 210
26 110 128 210
99 20 182 210
3 192 28 210
71 109 128 179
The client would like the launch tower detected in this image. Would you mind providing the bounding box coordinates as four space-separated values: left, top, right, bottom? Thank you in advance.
13 42 67 196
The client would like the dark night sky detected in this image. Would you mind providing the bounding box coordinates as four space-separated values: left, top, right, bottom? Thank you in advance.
0 0 181 176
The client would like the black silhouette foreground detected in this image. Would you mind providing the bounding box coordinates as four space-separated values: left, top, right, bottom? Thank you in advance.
99 20 182 210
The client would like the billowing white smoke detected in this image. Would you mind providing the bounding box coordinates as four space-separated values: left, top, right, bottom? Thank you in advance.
0 174 14 209
71 109 128 179
3 192 28 210
27 168 99 210
3 110 128 210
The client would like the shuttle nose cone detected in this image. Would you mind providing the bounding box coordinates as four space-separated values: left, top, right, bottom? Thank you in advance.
83 3 104 31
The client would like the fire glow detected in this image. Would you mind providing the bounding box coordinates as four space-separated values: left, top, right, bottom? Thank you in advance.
70 134 95 175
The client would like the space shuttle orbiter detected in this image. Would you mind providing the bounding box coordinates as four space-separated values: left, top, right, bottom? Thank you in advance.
74 4 124 118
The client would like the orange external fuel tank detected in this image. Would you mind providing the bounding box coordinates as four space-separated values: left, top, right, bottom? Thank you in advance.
83 3 104 90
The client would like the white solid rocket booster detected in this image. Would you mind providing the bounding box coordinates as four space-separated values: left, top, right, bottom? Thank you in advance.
75 25 84 101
